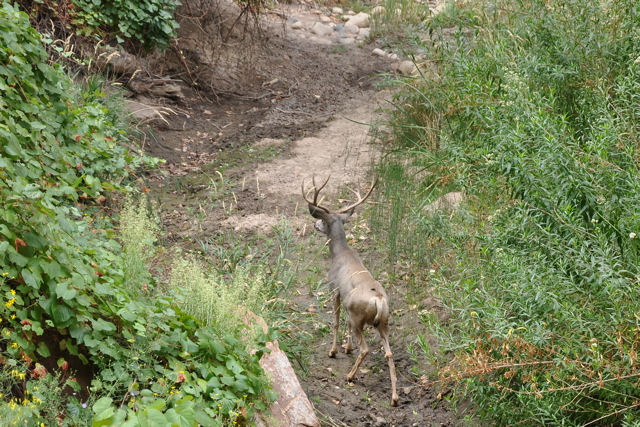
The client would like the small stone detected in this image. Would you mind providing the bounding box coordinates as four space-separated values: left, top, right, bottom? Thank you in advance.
343 23 359 35
291 21 303 29
387 52 398 60
339 37 355 45
372 48 386 57
403 386 413 395
398 60 416 75
346 12 370 28
311 22 333 37
331 6 343 14
347 10 355 15
371 5 385 15
358 28 370 39
320 15 331 23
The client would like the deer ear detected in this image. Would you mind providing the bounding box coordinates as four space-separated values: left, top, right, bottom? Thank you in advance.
339 207 355 223
308 204 330 220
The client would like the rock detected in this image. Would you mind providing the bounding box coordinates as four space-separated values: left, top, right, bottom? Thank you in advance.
347 10 355 15
346 12 370 28
291 21 303 29
341 14 350 21
371 5 386 15
332 6 343 14
320 15 331 23
343 23 360 35
387 53 398 60
309 36 332 45
339 37 355 45
311 22 333 36
398 60 417 75
372 48 386 57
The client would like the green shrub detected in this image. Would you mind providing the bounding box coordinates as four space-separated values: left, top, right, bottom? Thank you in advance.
70 0 180 48
0 5 273 424
376 0 640 424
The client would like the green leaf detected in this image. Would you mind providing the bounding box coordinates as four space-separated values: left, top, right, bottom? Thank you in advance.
37 342 51 357
55 281 77 300
93 318 116 332
51 303 73 325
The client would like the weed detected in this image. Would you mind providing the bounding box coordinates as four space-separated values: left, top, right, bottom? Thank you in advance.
374 0 640 424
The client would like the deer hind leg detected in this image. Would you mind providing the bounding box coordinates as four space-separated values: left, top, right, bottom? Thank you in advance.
328 291 340 358
378 323 399 406
344 317 353 354
346 324 369 382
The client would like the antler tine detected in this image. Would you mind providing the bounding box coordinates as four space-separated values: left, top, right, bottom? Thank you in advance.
302 175 332 212
335 178 378 214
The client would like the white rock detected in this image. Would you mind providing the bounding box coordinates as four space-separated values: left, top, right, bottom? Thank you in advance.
387 53 398 60
347 10 355 15
331 6 343 14
311 22 333 37
339 37 355 45
320 15 331 23
372 48 386 57
346 12 370 28
358 28 370 39
398 60 416 75
291 21 303 29
371 5 386 15
343 23 359 35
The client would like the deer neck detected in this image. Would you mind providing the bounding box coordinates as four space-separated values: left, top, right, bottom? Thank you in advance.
327 226 351 258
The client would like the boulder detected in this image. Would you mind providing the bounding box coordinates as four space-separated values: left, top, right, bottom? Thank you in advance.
346 12 370 28
311 22 333 37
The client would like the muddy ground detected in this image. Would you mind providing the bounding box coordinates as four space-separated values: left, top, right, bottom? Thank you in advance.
137 2 459 425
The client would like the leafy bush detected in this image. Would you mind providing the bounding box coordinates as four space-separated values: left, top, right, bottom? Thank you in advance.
375 0 640 424
0 4 273 424
70 0 180 48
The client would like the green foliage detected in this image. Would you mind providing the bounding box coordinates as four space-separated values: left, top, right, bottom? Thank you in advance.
70 0 179 48
376 0 640 424
171 257 268 332
0 4 273 424
119 197 158 295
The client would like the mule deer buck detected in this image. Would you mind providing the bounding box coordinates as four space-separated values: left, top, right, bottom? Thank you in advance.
302 176 399 407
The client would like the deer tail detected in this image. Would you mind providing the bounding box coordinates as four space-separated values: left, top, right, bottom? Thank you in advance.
373 296 386 327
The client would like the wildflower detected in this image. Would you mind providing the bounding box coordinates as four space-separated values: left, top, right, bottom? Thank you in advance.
11 342 17 348
82 402 87 409
429 269 436 274
10 289 15 295
630 232 637 239
5 298 16 308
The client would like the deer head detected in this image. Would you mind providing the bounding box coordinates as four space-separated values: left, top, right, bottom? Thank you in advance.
301 176 377 235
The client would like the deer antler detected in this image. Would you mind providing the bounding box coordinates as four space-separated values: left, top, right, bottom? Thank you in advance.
301 175 331 213
335 178 378 214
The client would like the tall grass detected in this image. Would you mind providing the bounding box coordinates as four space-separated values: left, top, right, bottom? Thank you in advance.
374 0 640 424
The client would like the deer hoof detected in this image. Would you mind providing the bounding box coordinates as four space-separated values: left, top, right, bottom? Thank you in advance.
344 347 353 354
328 349 337 358
391 395 399 407
346 374 355 382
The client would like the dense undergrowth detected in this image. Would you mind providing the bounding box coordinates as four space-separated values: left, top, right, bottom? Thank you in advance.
0 3 279 424
373 0 640 424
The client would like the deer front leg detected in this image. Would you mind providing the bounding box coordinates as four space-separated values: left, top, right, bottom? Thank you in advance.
328 292 340 358
379 326 399 406
346 325 369 382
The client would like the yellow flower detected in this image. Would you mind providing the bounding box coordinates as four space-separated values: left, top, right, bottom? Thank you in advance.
10 289 15 295
10 315 15 320
11 342 18 348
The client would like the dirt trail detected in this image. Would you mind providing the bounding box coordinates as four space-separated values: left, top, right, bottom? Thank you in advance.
141 2 457 425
